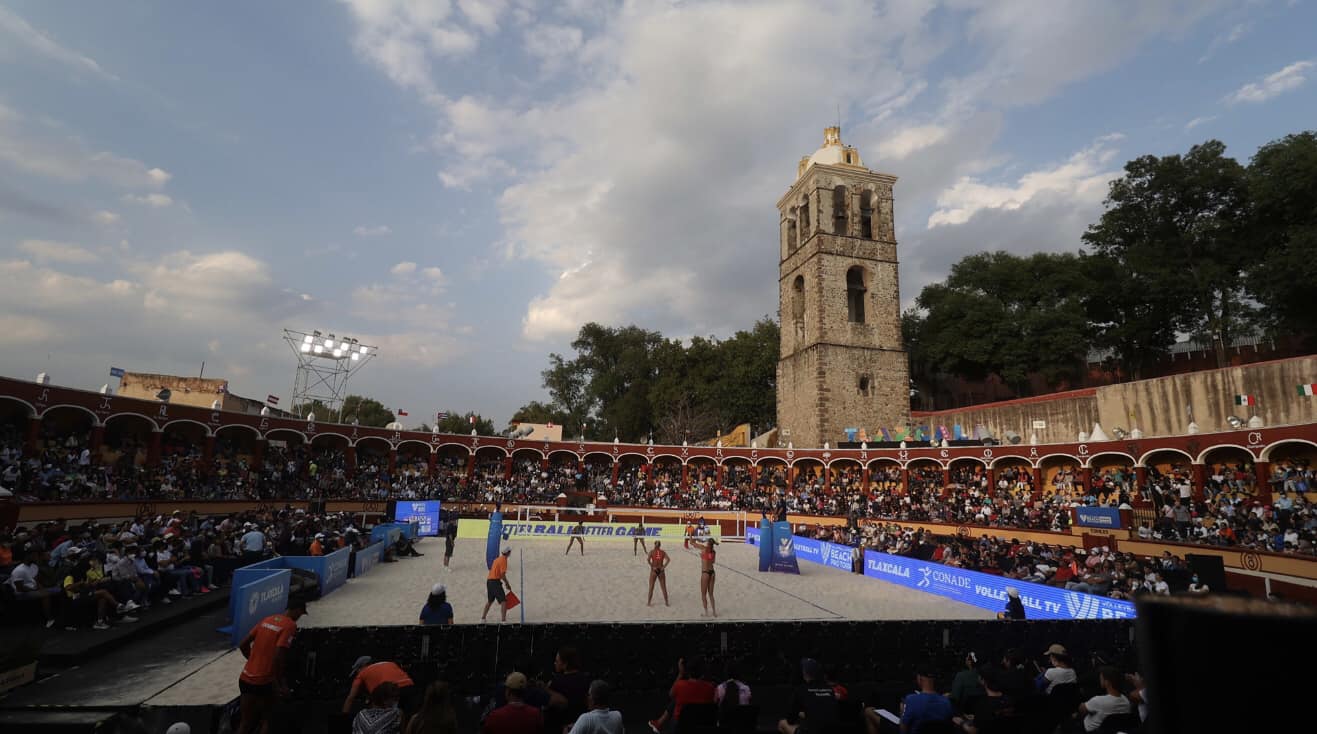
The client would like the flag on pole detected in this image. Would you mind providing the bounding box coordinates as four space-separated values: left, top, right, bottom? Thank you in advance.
396 408 408 417
109 366 125 378
1234 394 1256 406
1298 384 1317 397
469 414 477 425
436 411 449 421
266 395 279 405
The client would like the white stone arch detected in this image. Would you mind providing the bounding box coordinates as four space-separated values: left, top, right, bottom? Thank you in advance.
1082 451 1135 469
263 426 308 443
45 403 103 426
988 454 1034 470
396 439 433 454
214 423 262 441
102 410 157 431
1195 443 1255 466
1260 439 1317 461
1138 447 1194 467
0 395 37 418
160 418 214 437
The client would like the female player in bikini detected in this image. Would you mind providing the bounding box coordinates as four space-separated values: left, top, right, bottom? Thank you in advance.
647 540 670 606
699 538 718 617
565 519 585 556
633 520 648 556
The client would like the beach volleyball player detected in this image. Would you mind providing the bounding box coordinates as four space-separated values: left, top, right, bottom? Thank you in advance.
565 520 585 556
633 520 648 556
647 541 670 606
699 538 718 618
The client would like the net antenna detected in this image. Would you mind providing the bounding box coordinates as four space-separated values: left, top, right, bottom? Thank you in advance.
283 328 378 422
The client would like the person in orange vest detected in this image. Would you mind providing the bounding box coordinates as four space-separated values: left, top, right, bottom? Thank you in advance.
343 656 421 727
309 533 325 557
237 597 307 734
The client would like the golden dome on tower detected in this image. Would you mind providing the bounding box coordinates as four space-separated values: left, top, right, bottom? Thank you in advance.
797 126 865 180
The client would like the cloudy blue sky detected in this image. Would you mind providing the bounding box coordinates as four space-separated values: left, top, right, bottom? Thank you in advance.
1 0 1313 427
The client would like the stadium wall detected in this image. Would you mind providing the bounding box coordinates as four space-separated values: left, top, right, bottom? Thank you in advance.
913 354 1317 441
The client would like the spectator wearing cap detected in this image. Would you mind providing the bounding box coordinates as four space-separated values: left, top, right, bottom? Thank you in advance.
1035 644 1077 693
237 597 307 734
345 656 420 727
482 544 513 623
482 672 543 734
780 657 838 734
997 587 1026 620
568 680 623 734
419 583 453 625
310 533 326 557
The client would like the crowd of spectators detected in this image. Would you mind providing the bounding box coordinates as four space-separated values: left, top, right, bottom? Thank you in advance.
3 422 1315 558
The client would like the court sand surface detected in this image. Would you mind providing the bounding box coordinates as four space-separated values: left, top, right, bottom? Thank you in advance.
155 537 995 704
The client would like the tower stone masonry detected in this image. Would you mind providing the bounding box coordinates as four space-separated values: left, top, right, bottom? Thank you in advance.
776 127 911 448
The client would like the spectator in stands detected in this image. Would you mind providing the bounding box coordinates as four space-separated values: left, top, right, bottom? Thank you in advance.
237 597 307 733
649 655 716 734
353 681 401 734
948 651 985 714
6 546 60 627
419 583 454 625
568 680 624 734
716 658 753 722
549 646 593 730
1076 666 1132 732
404 681 456 734
780 658 838 734
60 548 133 630
952 666 1014 734
482 672 543 734
1188 573 1210 594
240 523 267 565
345 657 420 726
1036 645 1077 693
997 650 1035 702
884 662 952 734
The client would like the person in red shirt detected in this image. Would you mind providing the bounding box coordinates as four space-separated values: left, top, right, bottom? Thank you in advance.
648 656 716 733
342 656 420 725
237 597 307 734
483 672 543 734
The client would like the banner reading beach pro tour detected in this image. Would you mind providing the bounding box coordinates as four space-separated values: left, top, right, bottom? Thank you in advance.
862 549 1135 620
1075 506 1123 529
393 500 441 536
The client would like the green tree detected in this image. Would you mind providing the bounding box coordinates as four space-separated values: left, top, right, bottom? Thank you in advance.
434 411 497 435
339 395 395 427
914 251 1092 395
1244 131 1317 338
1082 140 1253 367
509 401 565 426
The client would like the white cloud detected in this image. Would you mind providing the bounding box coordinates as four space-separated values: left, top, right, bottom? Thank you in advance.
390 261 418 275
122 193 174 207
876 124 950 161
524 23 583 65
18 239 99 264
458 0 507 34
354 224 393 237
0 106 172 189
1199 21 1250 63
0 6 118 81
927 134 1123 228
92 210 120 225
1224 60 1313 104
1185 115 1217 130
420 266 445 283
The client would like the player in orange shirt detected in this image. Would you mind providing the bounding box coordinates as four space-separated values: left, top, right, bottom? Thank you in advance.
237 597 307 734
481 544 513 622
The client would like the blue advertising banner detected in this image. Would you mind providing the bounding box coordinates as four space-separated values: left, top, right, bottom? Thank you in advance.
487 511 503 569
394 501 442 536
354 540 385 577
861 550 1135 620
1075 506 1123 529
785 535 857 573
370 525 402 548
755 521 769 571
769 521 800 574
219 567 290 646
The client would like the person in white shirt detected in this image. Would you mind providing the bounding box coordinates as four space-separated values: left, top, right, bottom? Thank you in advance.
1187 575 1210 594
1078 666 1132 732
568 680 623 734
1036 645 1078 693
7 548 59 627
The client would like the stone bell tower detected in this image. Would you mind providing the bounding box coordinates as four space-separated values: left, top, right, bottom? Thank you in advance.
775 127 909 448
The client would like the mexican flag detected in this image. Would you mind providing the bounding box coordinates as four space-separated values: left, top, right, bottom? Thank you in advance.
1299 384 1317 397
1234 394 1256 406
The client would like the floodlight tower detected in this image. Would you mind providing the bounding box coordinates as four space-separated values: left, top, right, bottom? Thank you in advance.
283 328 378 422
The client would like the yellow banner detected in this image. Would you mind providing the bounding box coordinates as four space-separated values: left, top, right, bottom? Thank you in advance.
457 519 720 541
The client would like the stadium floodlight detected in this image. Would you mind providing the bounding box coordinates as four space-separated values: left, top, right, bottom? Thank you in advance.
283 328 379 423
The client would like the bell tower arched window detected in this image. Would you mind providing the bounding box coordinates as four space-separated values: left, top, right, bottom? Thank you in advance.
799 196 810 243
833 185 848 234
846 266 866 323
787 215 798 254
792 275 805 321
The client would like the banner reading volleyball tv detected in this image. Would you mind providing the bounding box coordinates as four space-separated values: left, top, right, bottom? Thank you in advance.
1075 506 1122 529
862 549 1135 620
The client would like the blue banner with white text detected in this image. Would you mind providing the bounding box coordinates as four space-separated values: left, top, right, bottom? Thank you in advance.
769 521 800 574
220 567 290 646
1075 506 1123 529
861 550 1135 620
755 521 770 571
394 500 441 536
487 511 503 570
